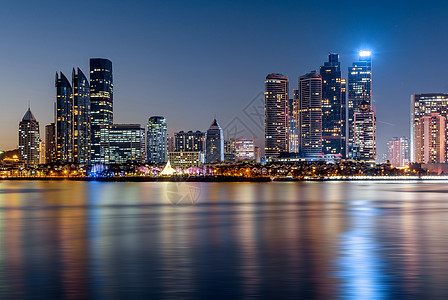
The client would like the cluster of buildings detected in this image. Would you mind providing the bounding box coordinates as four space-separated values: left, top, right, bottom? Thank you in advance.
264 51 376 163
17 59 259 170
16 52 448 175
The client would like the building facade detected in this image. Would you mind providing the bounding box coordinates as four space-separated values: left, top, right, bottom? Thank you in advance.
235 138 255 162
265 73 289 160
298 71 322 157
90 58 113 164
411 93 448 163
415 113 446 164
348 51 372 158
146 116 167 164
100 124 145 164
55 72 72 162
205 119 224 163
353 101 376 162
387 136 410 167
19 108 40 166
72 68 91 165
289 94 299 153
168 151 204 169
174 131 205 152
45 123 56 164
320 53 346 157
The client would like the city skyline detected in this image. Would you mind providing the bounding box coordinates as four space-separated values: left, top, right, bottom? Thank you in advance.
2 1 448 157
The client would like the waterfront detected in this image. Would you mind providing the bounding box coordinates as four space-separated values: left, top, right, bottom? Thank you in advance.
0 181 448 299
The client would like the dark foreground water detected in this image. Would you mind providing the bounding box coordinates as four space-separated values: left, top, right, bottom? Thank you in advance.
0 180 448 299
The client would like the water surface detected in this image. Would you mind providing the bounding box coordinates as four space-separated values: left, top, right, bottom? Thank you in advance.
0 180 447 299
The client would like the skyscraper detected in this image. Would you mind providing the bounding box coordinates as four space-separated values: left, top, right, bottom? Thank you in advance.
298 71 322 157
320 53 346 157
45 123 56 164
55 72 72 162
415 113 446 164
205 119 224 163
348 51 372 158
289 93 299 153
411 93 448 162
19 108 40 166
353 101 376 162
265 73 289 161
146 116 167 164
72 68 91 165
90 58 113 164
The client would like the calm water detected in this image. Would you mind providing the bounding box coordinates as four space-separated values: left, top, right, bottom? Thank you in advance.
0 180 448 299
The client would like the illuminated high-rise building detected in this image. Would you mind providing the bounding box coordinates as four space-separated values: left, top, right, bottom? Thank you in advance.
45 123 56 164
174 131 205 152
146 116 167 164
55 72 72 162
348 51 372 158
298 71 322 157
320 53 346 157
18 108 40 166
353 101 376 162
415 113 446 164
224 139 236 162
411 93 448 162
205 119 224 163
289 93 299 153
90 58 113 164
100 124 145 164
265 73 289 160
72 68 91 165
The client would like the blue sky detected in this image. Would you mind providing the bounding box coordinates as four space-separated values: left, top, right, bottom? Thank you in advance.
1 0 448 156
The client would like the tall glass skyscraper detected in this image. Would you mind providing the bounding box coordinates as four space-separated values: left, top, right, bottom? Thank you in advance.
55 72 72 162
348 51 372 158
353 101 376 162
265 73 289 161
320 53 346 157
205 119 224 163
90 58 113 164
72 68 91 165
45 123 56 164
19 108 40 166
298 71 322 157
146 116 167 164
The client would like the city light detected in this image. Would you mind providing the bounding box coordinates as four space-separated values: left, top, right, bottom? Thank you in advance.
359 50 371 57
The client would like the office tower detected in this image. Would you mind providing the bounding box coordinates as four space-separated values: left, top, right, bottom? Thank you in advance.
235 138 255 162
205 119 224 163
387 136 410 167
320 53 346 157
90 58 113 163
415 113 446 164
224 139 236 162
167 136 175 152
146 116 167 164
298 71 322 157
411 93 448 162
254 146 261 163
348 51 372 158
289 93 299 153
100 124 145 164
55 72 72 163
174 131 205 152
18 108 40 166
353 101 376 162
45 123 56 164
265 73 289 160
72 68 91 165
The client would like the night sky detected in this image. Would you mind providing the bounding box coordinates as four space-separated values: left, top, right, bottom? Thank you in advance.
1 0 448 157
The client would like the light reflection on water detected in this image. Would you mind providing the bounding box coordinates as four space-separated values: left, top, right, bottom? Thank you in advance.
0 181 447 299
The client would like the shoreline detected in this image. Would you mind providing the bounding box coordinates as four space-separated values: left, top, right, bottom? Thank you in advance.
0 176 447 182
